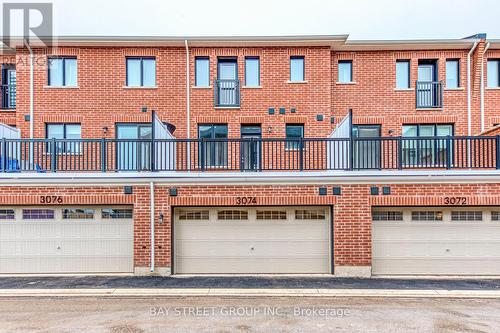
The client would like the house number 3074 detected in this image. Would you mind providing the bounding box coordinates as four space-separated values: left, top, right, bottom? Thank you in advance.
235 197 257 205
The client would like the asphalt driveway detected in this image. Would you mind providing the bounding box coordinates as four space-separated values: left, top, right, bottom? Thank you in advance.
0 276 499 290
0 296 499 333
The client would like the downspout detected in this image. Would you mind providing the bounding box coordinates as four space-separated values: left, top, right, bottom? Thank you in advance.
480 42 491 132
184 40 191 170
467 41 478 137
23 39 34 139
150 181 155 273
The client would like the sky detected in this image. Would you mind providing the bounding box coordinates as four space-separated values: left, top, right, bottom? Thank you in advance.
3 0 500 40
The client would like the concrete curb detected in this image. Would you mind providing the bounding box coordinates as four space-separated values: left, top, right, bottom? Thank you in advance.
0 288 499 298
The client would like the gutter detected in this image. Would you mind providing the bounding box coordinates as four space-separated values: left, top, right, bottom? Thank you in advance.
150 181 155 273
467 41 478 137
23 39 34 139
184 40 191 170
480 42 491 132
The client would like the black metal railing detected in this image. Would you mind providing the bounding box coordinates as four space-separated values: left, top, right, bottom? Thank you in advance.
0 136 498 173
1 84 16 109
416 81 443 109
214 79 240 107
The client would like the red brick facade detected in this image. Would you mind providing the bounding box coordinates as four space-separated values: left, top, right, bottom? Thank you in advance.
0 181 498 272
3 37 498 139
1 36 500 276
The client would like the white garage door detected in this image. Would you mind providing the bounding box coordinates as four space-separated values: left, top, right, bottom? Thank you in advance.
0 206 134 274
174 206 331 274
372 207 500 275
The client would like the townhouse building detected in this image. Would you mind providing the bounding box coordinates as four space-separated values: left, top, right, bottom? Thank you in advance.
0 34 499 277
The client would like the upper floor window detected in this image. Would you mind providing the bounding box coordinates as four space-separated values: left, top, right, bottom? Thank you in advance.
126 57 156 87
285 124 304 149
290 56 305 82
487 59 500 88
338 60 353 83
195 57 210 87
245 57 260 87
446 59 460 88
46 123 81 154
48 57 77 87
395 60 410 89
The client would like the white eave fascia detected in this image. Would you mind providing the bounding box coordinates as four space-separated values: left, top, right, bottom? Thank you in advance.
7 34 349 48
486 39 500 50
333 38 480 51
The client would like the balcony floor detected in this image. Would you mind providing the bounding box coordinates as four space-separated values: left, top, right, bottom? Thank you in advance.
0 169 499 185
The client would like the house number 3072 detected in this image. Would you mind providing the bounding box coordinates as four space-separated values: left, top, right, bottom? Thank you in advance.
235 197 257 205
443 197 467 205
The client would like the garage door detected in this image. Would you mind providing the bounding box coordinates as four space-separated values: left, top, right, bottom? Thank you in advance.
0 206 134 274
372 207 500 275
174 206 331 274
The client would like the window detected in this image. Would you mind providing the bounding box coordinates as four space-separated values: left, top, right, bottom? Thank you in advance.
487 59 500 88
290 56 305 82
195 57 210 87
48 57 77 87
0 209 15 220
411 211 443 221
198 124 228 167
295 209 326 220
402 124 453 166
446 60 460 88
396 60 410 89
126 57 156 87
46 124 82 154
217 210 248 220
62 208 95 219
102 208 133 219
451 211 482 221
492 211 500 221
22 209 54 219
285 124 304 150
338 60 353 83
245 57 260 87
372 211 403 221
256 210 287 220
178 210 209 221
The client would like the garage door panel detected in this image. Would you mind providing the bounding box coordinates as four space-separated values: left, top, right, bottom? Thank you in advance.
174 206 331 274
176 239 330 257
374 224 500 241
373 258 500 275
0 206 134 274
175 224 327 240
176 257 330 274
372 207 500 276
374 240 500 258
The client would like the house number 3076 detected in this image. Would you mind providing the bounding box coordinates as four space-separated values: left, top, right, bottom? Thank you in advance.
235 197 257 205
40 196 63 204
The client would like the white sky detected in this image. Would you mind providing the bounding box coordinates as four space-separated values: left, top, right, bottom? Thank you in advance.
4 0 500 40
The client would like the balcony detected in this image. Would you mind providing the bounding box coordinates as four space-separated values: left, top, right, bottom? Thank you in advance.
1 84 16 110
416 81 443 109
214 79 240 107
0 136 498 173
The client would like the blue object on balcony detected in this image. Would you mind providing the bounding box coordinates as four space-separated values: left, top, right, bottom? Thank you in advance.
35 164 46 173
5 159 20 173
279 108 285 115
268 108 275 115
